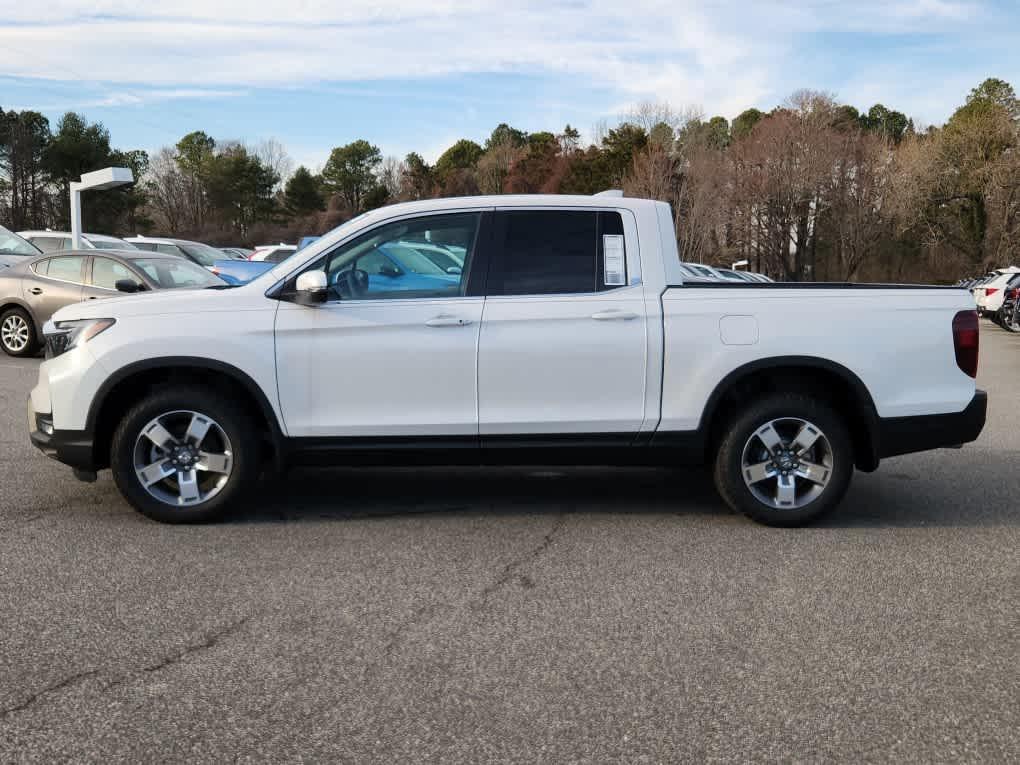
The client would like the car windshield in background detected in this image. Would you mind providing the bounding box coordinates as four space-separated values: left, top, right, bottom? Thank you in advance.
178 243 222 267
379 244 447 275
0 225 41 256
133 258 224 288
406 244 462 272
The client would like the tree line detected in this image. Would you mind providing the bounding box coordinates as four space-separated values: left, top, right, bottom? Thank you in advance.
2 77 1018 281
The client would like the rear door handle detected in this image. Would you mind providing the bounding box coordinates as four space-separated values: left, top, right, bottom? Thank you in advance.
591 310 638 321
425 316 473 328
29 288 43 295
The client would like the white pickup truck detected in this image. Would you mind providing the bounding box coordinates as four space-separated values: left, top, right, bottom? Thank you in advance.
28 194 986 526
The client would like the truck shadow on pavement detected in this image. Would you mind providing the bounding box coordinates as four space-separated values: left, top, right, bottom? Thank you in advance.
226 455 1018 529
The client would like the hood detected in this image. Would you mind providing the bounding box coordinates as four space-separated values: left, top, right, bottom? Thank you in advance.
51 284 262 323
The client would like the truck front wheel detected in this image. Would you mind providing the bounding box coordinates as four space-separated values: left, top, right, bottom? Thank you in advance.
713 393 854 527
110 386 260 523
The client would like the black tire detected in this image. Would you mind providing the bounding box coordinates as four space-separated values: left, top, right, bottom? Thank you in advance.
0 307 40 357
110 386 260 523
1004 307 1020 333
713 393 854 527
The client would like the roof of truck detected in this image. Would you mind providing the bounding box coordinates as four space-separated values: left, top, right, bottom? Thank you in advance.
371 194 658 215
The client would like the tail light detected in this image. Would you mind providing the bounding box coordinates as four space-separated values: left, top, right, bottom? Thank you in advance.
985 288 999 297
952 310 979 378
1008 287 1019 300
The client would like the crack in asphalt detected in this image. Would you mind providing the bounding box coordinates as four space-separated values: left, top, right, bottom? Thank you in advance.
0 669 100 721
474 512 568 609
368 512 570 671
0 615 255 721
142 615 255 673
380 602 451 658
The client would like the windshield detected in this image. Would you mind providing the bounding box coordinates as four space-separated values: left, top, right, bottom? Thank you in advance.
178 242 223 267
85 235 138 251
0 225 42 256
133 258 224 288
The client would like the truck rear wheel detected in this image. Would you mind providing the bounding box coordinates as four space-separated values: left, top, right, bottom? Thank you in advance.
110 386 260 523
713 393 854 527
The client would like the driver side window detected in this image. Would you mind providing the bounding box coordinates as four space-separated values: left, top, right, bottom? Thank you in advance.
321 213 479 301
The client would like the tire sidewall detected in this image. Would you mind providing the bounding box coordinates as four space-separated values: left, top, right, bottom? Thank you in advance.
111 387 259 523
1 308 38 357
715 394 854 527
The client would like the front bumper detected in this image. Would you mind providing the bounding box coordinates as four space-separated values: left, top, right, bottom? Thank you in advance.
877 390 987 459
29 408 97 471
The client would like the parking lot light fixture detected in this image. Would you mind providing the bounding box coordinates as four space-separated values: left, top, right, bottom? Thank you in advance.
69 167 135 249
732 259 749 270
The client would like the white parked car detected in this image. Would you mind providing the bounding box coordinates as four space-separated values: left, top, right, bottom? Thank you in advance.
249 244 297 264
974 267 1020 314
0 225 42 268
18 230 138 252
29 194 986 526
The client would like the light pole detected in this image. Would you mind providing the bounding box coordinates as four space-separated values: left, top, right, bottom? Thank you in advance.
69 167 135 249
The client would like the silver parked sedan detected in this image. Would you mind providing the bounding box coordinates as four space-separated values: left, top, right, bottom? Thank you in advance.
1 249 226 356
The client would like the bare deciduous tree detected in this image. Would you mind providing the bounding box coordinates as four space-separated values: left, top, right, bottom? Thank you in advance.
377 155 405 199
144 147 196 233
253 138 293 189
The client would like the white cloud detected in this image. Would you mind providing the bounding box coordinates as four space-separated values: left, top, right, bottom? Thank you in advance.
0 0 996 123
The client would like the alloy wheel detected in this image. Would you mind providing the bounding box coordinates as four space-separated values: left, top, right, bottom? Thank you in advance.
1 314 30 353
132 410 234 507
741 417 834 509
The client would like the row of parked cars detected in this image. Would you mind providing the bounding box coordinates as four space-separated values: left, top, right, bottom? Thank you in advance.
959 266 1020 332
0 225 313 356
1 220 777 357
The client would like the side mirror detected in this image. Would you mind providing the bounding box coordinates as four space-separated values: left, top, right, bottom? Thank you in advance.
115 279 141 293
294 270 328 305
446 266 462 275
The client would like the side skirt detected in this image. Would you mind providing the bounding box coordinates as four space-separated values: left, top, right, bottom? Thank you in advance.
282 432 707 468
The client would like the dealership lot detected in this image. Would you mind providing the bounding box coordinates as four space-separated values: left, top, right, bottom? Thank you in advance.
1 330 1017 762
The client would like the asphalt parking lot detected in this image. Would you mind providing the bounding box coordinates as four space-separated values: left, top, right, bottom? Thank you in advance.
1 328 1018 763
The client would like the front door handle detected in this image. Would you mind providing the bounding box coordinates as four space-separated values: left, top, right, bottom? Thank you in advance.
29 287 43 295
591 310 638 321
425 315 473 328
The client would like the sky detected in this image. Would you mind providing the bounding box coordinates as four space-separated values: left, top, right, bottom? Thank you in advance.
1 0 1018 172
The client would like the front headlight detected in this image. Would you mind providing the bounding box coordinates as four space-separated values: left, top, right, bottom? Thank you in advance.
44 318 116 358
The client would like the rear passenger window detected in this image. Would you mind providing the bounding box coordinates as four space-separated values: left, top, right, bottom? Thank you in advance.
489 210 627 296
46 256 86 284
31 237 66 253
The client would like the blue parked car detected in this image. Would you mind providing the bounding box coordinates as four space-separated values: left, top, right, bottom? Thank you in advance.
331 243 459 297
211 242 460 294
209 259 273 285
